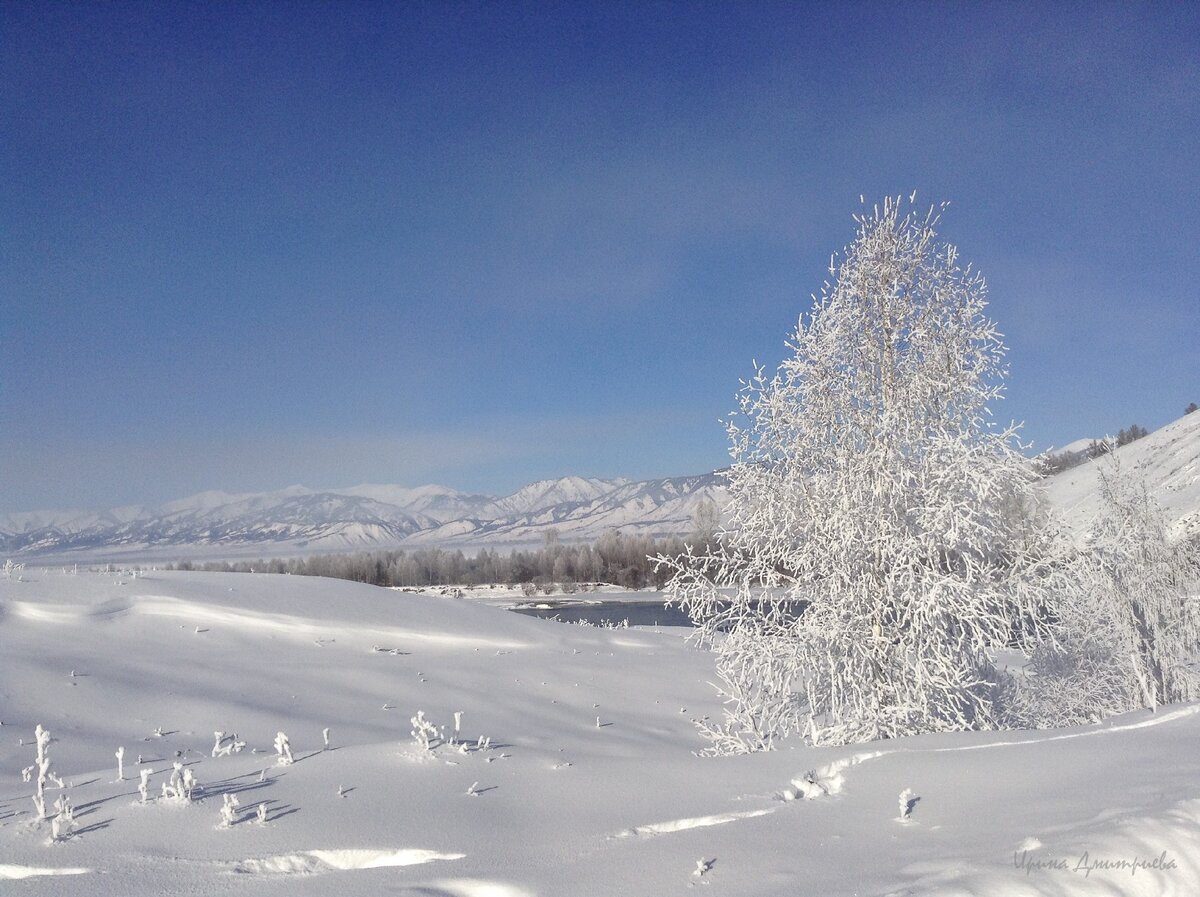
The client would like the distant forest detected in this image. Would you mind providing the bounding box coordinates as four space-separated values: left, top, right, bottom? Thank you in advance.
169 529 702 592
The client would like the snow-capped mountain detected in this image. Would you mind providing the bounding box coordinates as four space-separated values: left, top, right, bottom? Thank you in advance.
0 473 723 562
5 410 1195 565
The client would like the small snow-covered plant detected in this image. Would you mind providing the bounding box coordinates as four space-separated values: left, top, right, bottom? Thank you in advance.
465 781 480 796
50 795 75 841
211 731 246 757
116 745 125 781
161 761 195 802
35 723 51 764
219 793 240 827
256 802 268 824
138 768 153 803
30 724 54 818
694 858 714 877
322 727 330 750
790 770 826 800
182 767 198 799
410 711 441 753
898 788 917 821
274 731 294 765
452 711 463 744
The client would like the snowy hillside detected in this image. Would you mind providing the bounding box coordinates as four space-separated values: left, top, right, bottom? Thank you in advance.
2 570 1198 896
1043 411 1200 542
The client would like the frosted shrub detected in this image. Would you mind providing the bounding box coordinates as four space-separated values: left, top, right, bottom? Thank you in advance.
182 767 198 798
161 761 197 802
274 731 294 765
659 197 1058 751
29 724 54 818
116 745 125 781
138 768 153 803
256 802 268 824
219 793 240 827
212 731 246 757
50 795 75 841
410 711 442 753
898 788 917 821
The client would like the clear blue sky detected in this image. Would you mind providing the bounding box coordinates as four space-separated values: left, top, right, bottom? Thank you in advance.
3 1 1197 511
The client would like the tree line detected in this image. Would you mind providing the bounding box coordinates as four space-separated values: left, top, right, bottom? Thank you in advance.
169 529 698 592
1038 421 1151 475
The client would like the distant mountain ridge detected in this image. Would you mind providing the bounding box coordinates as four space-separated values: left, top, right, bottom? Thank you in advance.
0 473 724 563
5 411 1197 564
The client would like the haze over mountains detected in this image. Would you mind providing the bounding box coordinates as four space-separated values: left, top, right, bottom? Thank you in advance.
4 411 1197 565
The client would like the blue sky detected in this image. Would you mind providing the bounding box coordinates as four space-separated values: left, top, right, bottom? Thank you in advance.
3 1 1197 511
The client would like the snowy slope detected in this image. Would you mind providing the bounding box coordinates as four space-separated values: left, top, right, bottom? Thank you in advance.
1043 411 1200 542
2 570 1198 896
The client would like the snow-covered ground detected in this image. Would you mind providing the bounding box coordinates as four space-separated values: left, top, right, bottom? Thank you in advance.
3 570 1199 896
1043 410 1200 543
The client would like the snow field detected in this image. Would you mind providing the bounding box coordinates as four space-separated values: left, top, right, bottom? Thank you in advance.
2 570 1199 896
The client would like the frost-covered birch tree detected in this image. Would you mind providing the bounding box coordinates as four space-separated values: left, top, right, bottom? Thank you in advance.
1008 462 1200 727
660 196 1056 751
1081 470 1200 708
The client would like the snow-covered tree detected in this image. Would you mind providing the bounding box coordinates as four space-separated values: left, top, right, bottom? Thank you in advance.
659 196 1057 750
1009 462 1200 727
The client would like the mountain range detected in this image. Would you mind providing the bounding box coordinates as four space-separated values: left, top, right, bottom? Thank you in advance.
0 472 727 563
4 410 1197 565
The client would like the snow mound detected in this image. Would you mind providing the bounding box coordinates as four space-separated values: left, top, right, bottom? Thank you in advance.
0 864 92 879
233 848 465 875
421 881 536 897
620 807 776 837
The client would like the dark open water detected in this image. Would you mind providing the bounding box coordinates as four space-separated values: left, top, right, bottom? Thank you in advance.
509 600 693 627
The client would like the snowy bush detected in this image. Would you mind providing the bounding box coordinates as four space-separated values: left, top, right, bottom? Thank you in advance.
274 731 294 765
219 793 239 827
658 196 1058 751
161 761 197 802
1011 463 1200 724
212 731 246 757
410 710 442 753
50 795 75 841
